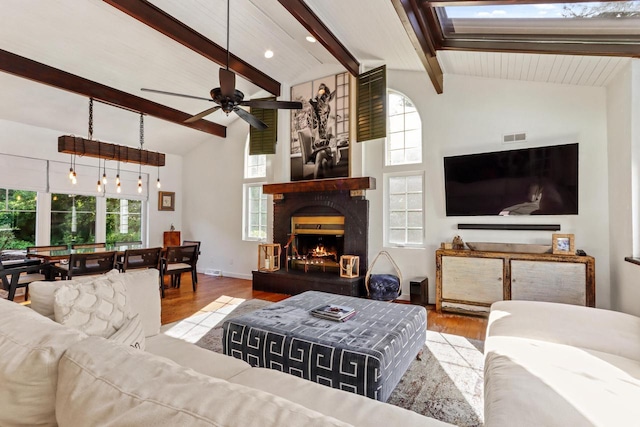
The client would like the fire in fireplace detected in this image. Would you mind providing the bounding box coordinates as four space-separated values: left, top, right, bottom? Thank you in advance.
287 216 344 273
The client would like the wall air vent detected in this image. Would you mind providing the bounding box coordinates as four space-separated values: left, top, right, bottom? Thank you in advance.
502 132 527 144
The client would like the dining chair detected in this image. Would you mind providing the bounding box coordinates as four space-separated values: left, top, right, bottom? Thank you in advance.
182 240 201 284
120 247 161 272
71 242 107 250
53 251 116 280
0 260 47 301
160 245 197 295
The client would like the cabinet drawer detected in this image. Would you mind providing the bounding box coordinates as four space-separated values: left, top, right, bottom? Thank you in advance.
511 260 586 305
442 256 503 304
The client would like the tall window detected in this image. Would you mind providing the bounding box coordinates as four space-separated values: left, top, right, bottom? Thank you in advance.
385 173 424 246
244 184 267 241
386 91 422 166
0 189 37 249
50 194 96 245
243 136 268 241
106 198 142 244
245 136 267 179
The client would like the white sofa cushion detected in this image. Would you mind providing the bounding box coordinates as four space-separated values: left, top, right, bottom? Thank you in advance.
145 333 251 380
484 335 640 427
227 367 453 427
109 313 146 350
29 269 120 320
0 298 86 426
54 276 128 338
119 268 161 337
29 268 161 337
488 300 640 362
56 337 352 427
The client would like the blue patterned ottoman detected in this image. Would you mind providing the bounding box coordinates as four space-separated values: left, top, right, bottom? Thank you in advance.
222 291 426 402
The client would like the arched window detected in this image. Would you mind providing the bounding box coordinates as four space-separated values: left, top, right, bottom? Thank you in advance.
386 90 422 166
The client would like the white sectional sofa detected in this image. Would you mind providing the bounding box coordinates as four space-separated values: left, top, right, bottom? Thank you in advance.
0 269 451 427
484 300 640 427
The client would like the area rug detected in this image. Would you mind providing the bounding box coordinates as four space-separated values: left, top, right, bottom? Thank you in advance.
192 299 484 427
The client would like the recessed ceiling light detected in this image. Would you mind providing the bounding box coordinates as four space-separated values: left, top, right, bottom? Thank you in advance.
306 36 316 43
264 50 274 59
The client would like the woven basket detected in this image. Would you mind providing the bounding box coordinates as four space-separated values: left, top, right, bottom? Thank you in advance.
365 251 402 301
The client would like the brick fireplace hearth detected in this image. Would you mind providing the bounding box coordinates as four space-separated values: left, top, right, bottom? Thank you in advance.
252 177 375 297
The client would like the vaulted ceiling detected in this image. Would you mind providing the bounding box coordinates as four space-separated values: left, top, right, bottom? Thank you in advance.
0 0 635 156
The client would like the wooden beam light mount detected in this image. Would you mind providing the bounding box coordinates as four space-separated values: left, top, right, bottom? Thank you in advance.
58 135 166 167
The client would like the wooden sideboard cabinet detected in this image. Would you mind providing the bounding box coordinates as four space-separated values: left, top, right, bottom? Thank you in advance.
163 231 181 247
435 249 595 315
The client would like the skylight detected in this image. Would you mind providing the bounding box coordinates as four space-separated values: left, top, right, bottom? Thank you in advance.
432 1 640 54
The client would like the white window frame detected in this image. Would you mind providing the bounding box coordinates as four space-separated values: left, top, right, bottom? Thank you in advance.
383 171 425 248
242 183 268 242
243 136 268 242
244 135 267 179
385 90 422 166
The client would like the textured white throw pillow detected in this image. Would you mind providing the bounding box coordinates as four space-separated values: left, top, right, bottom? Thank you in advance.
54 276 128 338
109 313 146 350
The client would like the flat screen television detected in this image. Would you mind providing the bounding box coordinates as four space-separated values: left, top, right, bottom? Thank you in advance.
444 143 578 216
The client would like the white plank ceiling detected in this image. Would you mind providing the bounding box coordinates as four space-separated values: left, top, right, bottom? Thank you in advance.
0 0 630 156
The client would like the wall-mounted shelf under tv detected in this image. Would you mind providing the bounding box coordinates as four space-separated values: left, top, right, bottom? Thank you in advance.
458 224 561 231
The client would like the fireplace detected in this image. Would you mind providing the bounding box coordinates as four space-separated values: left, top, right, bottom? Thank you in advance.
253 177 374 297
287 215 344 273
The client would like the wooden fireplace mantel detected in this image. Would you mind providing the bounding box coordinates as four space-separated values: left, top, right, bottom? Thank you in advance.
262 177 376 195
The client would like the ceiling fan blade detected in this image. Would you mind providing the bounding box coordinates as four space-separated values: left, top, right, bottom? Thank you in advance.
219 68 236 98
234 107 268 130
141 88 213 102
184 106 222 123
240 99 302 110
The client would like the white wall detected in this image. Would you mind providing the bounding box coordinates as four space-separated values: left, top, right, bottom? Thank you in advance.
181 119 256 279
0 119 183 247
364 72 611 307
607 59 640 316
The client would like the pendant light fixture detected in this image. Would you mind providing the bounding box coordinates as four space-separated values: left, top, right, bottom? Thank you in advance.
138 113 144 194
102 158 108 185
156 163 161 189
116 150 121 193
97 141 102 193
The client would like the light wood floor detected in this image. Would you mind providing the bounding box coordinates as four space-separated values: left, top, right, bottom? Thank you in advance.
162 273 488 341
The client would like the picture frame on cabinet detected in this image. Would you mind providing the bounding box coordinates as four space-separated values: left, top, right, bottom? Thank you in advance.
552 233 575 255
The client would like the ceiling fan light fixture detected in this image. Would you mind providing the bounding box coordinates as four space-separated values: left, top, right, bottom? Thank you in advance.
306 35 317 43
264 50 274 59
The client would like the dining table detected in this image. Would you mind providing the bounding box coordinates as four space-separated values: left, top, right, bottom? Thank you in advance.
26 243 147 263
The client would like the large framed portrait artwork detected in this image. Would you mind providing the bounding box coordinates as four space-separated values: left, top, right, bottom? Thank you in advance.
290 72 350 181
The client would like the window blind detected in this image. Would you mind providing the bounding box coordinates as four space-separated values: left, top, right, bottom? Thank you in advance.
249 98 278 155
357 65 387 142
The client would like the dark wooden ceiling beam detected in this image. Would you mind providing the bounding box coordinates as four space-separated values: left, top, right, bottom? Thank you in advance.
0 49 226 137
277 0 360 77
392 0 444 94
103 0 281 96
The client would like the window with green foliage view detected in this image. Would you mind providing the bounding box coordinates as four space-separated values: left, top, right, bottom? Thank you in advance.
0 189 37 250
50 194 96 246
106 198 142 244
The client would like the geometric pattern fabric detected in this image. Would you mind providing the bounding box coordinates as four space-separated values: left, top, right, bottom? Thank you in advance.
223 291 426 401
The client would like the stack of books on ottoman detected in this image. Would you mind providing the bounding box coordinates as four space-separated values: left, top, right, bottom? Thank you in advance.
311 304 356 322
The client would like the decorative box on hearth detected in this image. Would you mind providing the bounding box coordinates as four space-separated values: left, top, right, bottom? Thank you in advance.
339 255 360 278
258 243 281 272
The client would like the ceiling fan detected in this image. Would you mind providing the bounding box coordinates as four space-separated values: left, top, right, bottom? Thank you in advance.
141 0 301 130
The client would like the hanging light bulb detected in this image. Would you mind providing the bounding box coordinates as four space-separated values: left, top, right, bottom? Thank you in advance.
97 179 102 193
117 182 121 193
156 161 161 189
102 159 108 185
